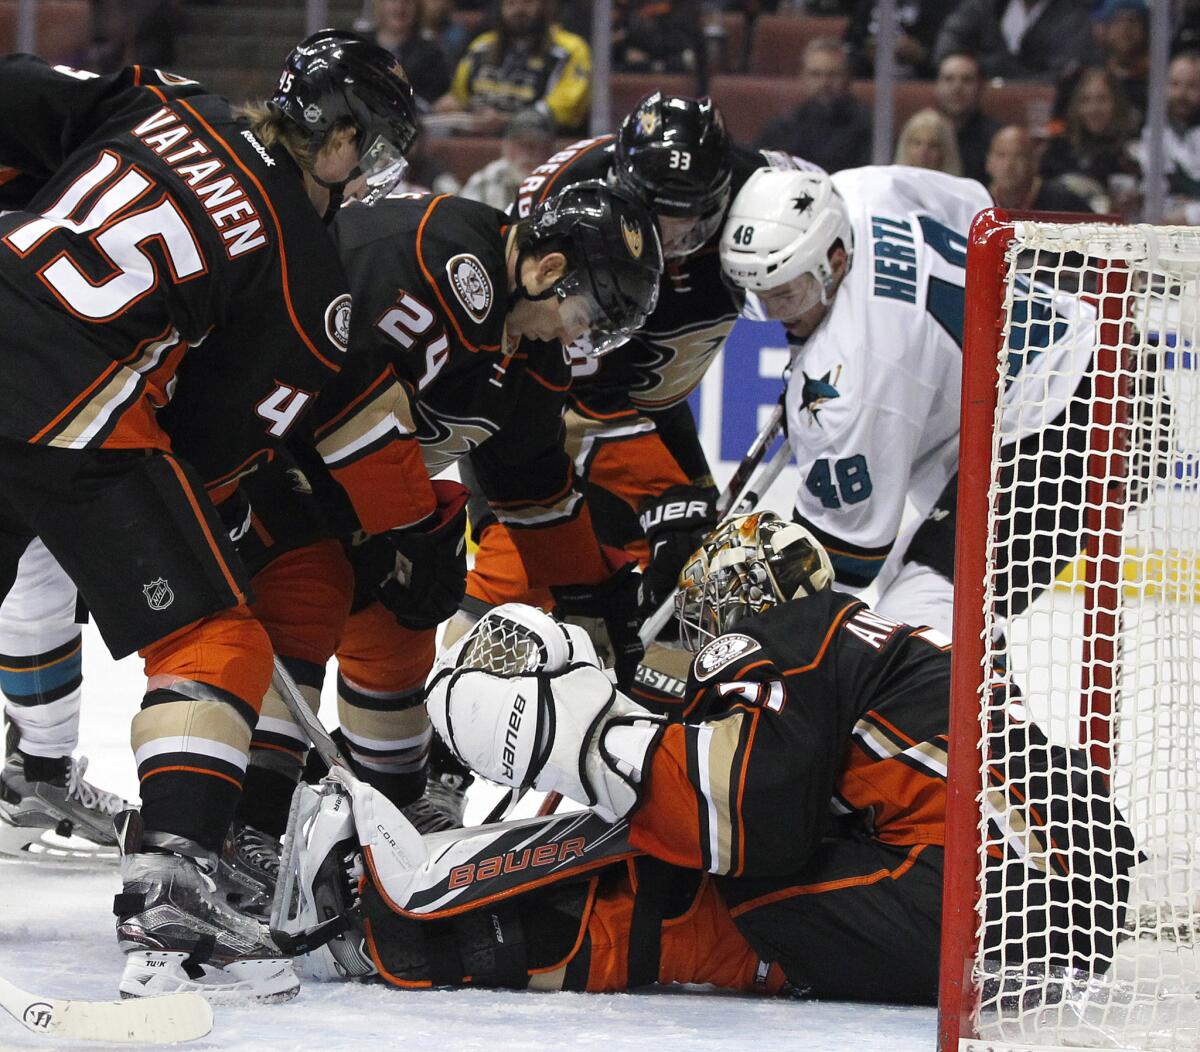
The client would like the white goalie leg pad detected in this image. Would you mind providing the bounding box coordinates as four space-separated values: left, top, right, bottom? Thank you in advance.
326 766 430 909
427 661 663 823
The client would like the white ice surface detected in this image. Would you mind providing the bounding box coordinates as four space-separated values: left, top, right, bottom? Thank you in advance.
0 624 937 1051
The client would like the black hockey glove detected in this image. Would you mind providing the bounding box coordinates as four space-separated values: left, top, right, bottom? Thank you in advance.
376 480 470 632
550 547 645 693
637 484 719 613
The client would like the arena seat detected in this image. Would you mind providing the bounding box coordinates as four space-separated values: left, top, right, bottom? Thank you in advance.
422 137 506 186
747 14 849 77
610 72 700 122
0 0 90 64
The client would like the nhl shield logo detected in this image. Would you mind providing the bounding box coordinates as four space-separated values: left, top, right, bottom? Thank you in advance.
143 578 174 611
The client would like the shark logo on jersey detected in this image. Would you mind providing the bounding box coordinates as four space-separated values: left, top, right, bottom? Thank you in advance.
447 254 493 323
800 366 842 425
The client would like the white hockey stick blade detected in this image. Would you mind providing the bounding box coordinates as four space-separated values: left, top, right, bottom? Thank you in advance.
0 975 213 1044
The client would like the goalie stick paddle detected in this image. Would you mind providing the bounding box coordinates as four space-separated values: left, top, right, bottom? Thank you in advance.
0 975 213 1044
637 404 791 646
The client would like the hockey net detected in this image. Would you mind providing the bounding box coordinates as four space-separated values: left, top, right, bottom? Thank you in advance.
939 211 1200 1052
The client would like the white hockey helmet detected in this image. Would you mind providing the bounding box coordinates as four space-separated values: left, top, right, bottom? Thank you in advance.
720 168 853 312
674 511 834 648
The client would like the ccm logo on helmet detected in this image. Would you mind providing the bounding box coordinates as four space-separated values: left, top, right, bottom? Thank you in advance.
639 499 710 532
447 837 587 889
501 693 527 780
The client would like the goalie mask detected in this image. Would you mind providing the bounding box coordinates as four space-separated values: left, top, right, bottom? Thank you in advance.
675 512 834 648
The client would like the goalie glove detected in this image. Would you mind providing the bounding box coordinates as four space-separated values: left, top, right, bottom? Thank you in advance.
637 484 719 614
427 605 665 822
376 480 469 631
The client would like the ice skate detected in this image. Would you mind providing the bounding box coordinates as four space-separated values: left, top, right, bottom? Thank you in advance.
271 779 375 982
0 751 127 862
113 811 299 1003
217 822 281 919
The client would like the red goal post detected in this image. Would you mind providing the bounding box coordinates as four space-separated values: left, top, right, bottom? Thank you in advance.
938 208 1200 1051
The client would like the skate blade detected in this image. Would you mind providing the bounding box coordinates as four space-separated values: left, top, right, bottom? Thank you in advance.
0 810 118 863
119 950 300 1004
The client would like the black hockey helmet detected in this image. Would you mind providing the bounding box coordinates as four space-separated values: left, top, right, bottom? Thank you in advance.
271 29 420 205
614 92 733 255
516 180 664 356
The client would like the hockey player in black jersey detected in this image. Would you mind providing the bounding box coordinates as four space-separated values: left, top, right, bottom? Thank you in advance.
451 92 822 674
276 513 1135 1005
217 181 664 895
0 32 421 1001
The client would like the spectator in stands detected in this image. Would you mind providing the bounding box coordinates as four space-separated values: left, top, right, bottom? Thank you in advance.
894 108 963 176
612 0 707 77
933 0 1099 82
1175 0 1200 56
934 51 1000 183
754 37 871 172
372 0 453 108
1091 0 1149 124
1135 51 1200 225
986 124 1093 211
460 107 556 209
844 0 942 79
1041 67 1140 215
88 0 176 71
433 0 592 135
422 0 472 65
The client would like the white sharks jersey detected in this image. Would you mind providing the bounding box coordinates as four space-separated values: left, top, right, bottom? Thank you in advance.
784 165 1095 587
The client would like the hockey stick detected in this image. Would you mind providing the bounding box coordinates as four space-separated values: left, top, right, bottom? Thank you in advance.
637 402 791 646
271 657 351 770
0 974 212 1044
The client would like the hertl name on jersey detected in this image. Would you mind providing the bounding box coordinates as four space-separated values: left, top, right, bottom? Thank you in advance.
132 107 268 258
871 215 917 304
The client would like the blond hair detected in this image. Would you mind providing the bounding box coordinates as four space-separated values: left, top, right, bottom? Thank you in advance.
233 102 318 172
895 108 963 177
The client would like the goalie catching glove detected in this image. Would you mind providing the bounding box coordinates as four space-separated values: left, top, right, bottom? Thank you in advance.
375 479 469 630
426 604 666 822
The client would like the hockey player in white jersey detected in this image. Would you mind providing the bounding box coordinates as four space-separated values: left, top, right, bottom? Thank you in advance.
720 166 1098 635
0 541 129 859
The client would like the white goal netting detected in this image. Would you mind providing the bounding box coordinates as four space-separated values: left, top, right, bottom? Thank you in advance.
958 221 1200 1052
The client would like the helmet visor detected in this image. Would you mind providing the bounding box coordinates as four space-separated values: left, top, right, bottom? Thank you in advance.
556 269 651 357
355 133 410 206
658 188 729 259
752 272 824 324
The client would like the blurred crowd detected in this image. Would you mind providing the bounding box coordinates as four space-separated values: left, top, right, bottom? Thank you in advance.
80 0 1200 223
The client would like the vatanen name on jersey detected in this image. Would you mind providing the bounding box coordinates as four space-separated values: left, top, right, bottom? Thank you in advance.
132 107 268 258
871 215 917 304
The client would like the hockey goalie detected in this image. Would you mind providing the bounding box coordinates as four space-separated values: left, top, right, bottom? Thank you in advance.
272 514 1137 1002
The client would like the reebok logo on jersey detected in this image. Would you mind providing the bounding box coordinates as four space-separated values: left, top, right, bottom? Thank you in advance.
693 633 760 681
239 129 276 167
324 294 352 352
447 254 493 323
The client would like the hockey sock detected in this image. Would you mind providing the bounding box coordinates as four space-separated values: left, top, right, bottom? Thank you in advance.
0 633 83 767
335 674 429 807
